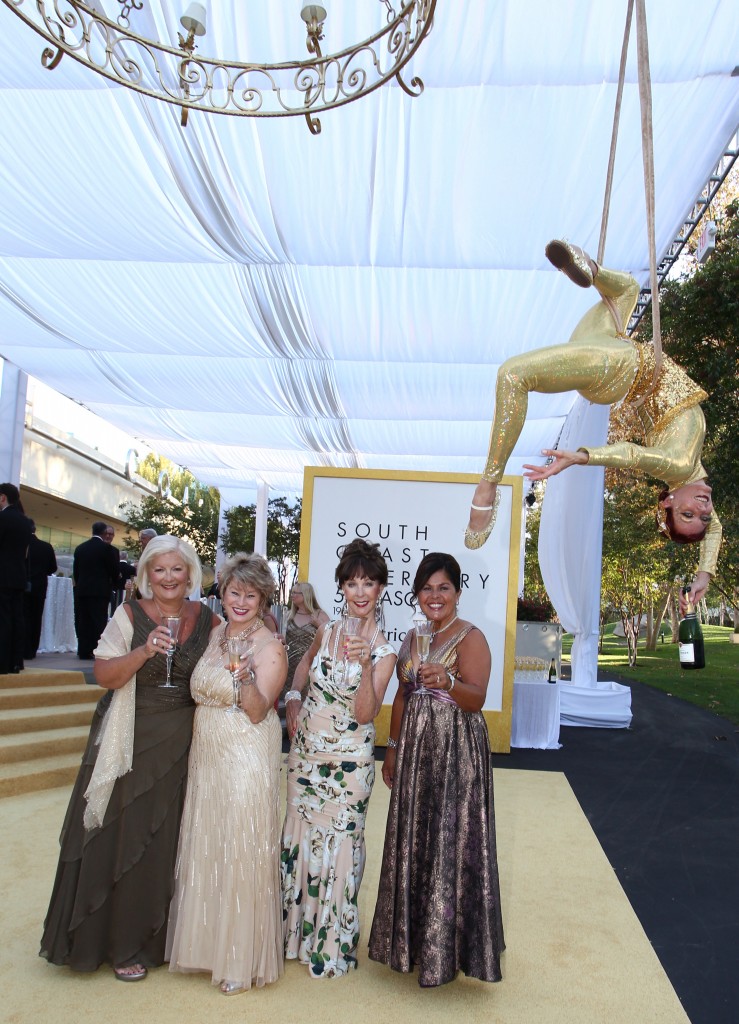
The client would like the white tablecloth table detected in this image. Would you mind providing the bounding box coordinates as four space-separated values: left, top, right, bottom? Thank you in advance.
38 576 77 654
510 677 561 749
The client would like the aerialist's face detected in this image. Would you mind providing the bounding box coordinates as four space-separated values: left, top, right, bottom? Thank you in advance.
661 481 714 538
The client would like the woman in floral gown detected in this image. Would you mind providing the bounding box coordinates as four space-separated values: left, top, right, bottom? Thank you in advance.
369 552 504 987
281 540 396 978
167 553 287 995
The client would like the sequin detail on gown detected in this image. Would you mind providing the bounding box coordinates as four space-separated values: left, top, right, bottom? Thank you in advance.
166 627 283 989
281 621 395 978
368 626 504 986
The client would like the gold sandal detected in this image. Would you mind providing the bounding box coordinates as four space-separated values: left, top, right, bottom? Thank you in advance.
545 239 595 288
464 492 501 550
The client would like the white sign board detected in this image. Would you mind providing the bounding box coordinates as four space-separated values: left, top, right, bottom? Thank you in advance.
299 468 521 751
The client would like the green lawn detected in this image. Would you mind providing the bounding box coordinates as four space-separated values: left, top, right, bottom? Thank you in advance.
562 624 739 726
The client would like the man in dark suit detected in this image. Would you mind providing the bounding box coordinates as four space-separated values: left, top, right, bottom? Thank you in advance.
0 482 33 674
23 520 58 660
73 521 120 660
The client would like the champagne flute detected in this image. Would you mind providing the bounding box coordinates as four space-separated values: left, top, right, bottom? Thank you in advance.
415 617 433 692
158 616 181 688
226 637 248 713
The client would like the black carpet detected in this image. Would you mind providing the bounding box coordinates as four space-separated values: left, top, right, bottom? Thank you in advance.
491 675 739 1024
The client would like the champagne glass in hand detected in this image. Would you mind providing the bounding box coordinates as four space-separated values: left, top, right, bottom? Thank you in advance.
226 637 247 713
158 616 181 688
415 618 433 692
342 615 362 658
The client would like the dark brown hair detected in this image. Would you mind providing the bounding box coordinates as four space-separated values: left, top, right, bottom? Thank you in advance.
335 539 388 586
412 552 462 596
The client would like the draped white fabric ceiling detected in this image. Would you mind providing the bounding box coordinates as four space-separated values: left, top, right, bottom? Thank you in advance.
1 1 737 499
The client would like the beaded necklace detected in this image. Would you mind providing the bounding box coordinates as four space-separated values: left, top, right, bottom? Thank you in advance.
432 614 458 637
218 617 264 654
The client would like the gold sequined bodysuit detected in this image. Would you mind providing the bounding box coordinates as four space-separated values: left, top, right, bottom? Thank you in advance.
481 265 721 575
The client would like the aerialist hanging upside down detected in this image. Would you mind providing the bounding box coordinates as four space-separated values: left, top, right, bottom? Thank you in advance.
464 239 721 606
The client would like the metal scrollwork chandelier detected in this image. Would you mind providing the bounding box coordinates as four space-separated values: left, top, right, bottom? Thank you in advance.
1 0 437 133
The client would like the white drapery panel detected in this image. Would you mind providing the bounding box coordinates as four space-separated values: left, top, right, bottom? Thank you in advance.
538 398 610 688
0 1 737 496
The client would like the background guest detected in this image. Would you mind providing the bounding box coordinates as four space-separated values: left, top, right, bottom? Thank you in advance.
284 582 329 689
72 521 120 659
167 553 287 995
0 482 32 674
23 520 57 660
369 551 504 987
40 535 220 981
113 552 137 612
282 539 396 978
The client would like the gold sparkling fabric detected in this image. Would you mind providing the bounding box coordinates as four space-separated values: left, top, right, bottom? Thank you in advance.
166 626 283 990
480 264 721 575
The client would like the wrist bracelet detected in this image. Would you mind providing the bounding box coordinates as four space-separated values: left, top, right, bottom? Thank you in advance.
285 689 302 704
386 737 398 749
445 670 456 693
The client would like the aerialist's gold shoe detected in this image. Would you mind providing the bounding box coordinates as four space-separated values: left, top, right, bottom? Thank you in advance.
545 239 595 288
464 492 502 550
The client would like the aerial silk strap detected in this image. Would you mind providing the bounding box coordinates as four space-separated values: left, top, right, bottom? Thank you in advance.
598 0 663 396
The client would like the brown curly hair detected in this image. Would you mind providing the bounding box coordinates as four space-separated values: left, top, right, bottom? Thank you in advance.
335 539 388 586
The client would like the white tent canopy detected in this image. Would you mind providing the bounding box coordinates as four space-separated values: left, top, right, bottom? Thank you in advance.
1 0 737 498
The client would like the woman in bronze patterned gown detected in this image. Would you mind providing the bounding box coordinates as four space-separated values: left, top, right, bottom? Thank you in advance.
284 582 329 690
40 536 219 982
368 552 504 987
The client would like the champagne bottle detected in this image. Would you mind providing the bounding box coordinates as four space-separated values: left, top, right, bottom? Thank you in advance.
678 587 705 670
548 658 557 684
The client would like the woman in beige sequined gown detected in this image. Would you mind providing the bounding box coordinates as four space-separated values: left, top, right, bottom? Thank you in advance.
167 553 287 995
465 239 720 606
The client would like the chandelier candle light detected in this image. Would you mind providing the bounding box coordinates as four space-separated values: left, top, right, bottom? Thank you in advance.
2 0 437 133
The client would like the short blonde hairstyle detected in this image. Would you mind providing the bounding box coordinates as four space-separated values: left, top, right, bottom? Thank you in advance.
137 535 202 599
219 552 275 614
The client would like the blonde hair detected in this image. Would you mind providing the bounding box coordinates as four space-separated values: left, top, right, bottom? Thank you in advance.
219 552 275 614
288 581 324 623
136 535 202 599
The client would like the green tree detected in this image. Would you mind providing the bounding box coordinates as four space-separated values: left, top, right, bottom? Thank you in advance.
119 455 220 563
221 498 302 602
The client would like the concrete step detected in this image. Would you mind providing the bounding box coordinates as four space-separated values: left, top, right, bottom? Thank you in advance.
0 670 87 690
0 726 90 765
0 703 96 736
0 752 81 799
0 685 100 712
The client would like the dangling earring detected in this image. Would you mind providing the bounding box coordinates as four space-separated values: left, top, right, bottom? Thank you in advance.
375 590 386 631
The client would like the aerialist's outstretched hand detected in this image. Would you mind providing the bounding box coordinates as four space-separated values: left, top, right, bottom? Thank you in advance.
523 448 590 481
681 572 711 613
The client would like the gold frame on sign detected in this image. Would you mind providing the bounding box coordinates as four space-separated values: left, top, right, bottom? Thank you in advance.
299 467 522 753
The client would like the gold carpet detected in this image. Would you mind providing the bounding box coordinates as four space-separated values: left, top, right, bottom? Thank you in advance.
1 767 688 1024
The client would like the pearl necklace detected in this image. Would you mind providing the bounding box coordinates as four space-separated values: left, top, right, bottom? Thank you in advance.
218 618 264 653
432 614 458 637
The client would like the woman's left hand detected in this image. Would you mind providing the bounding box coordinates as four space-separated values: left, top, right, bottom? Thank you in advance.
417 662 448 690
233 654 256 686
344 634 372 667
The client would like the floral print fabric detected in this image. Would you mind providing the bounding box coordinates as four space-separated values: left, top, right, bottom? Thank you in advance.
281 621 394 978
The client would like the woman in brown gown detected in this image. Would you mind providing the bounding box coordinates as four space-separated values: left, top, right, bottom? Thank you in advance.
369 552 504 987
40 536 219 981
283 582 329 691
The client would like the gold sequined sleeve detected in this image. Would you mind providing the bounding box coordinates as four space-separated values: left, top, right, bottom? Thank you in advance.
697 513 721 577
578 439 694 483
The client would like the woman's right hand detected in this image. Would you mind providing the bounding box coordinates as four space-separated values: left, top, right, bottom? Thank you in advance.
523 448 588 480
145 626 172 659
381 748 396 789
286 698 301 739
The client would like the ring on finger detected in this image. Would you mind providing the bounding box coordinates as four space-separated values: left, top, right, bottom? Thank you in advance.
153 638 158 647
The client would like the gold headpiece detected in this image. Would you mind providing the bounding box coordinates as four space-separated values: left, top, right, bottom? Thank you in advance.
655 503 671 537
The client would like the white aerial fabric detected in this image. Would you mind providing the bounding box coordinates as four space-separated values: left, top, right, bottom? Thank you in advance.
0 2 737 689
538 396 610 688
